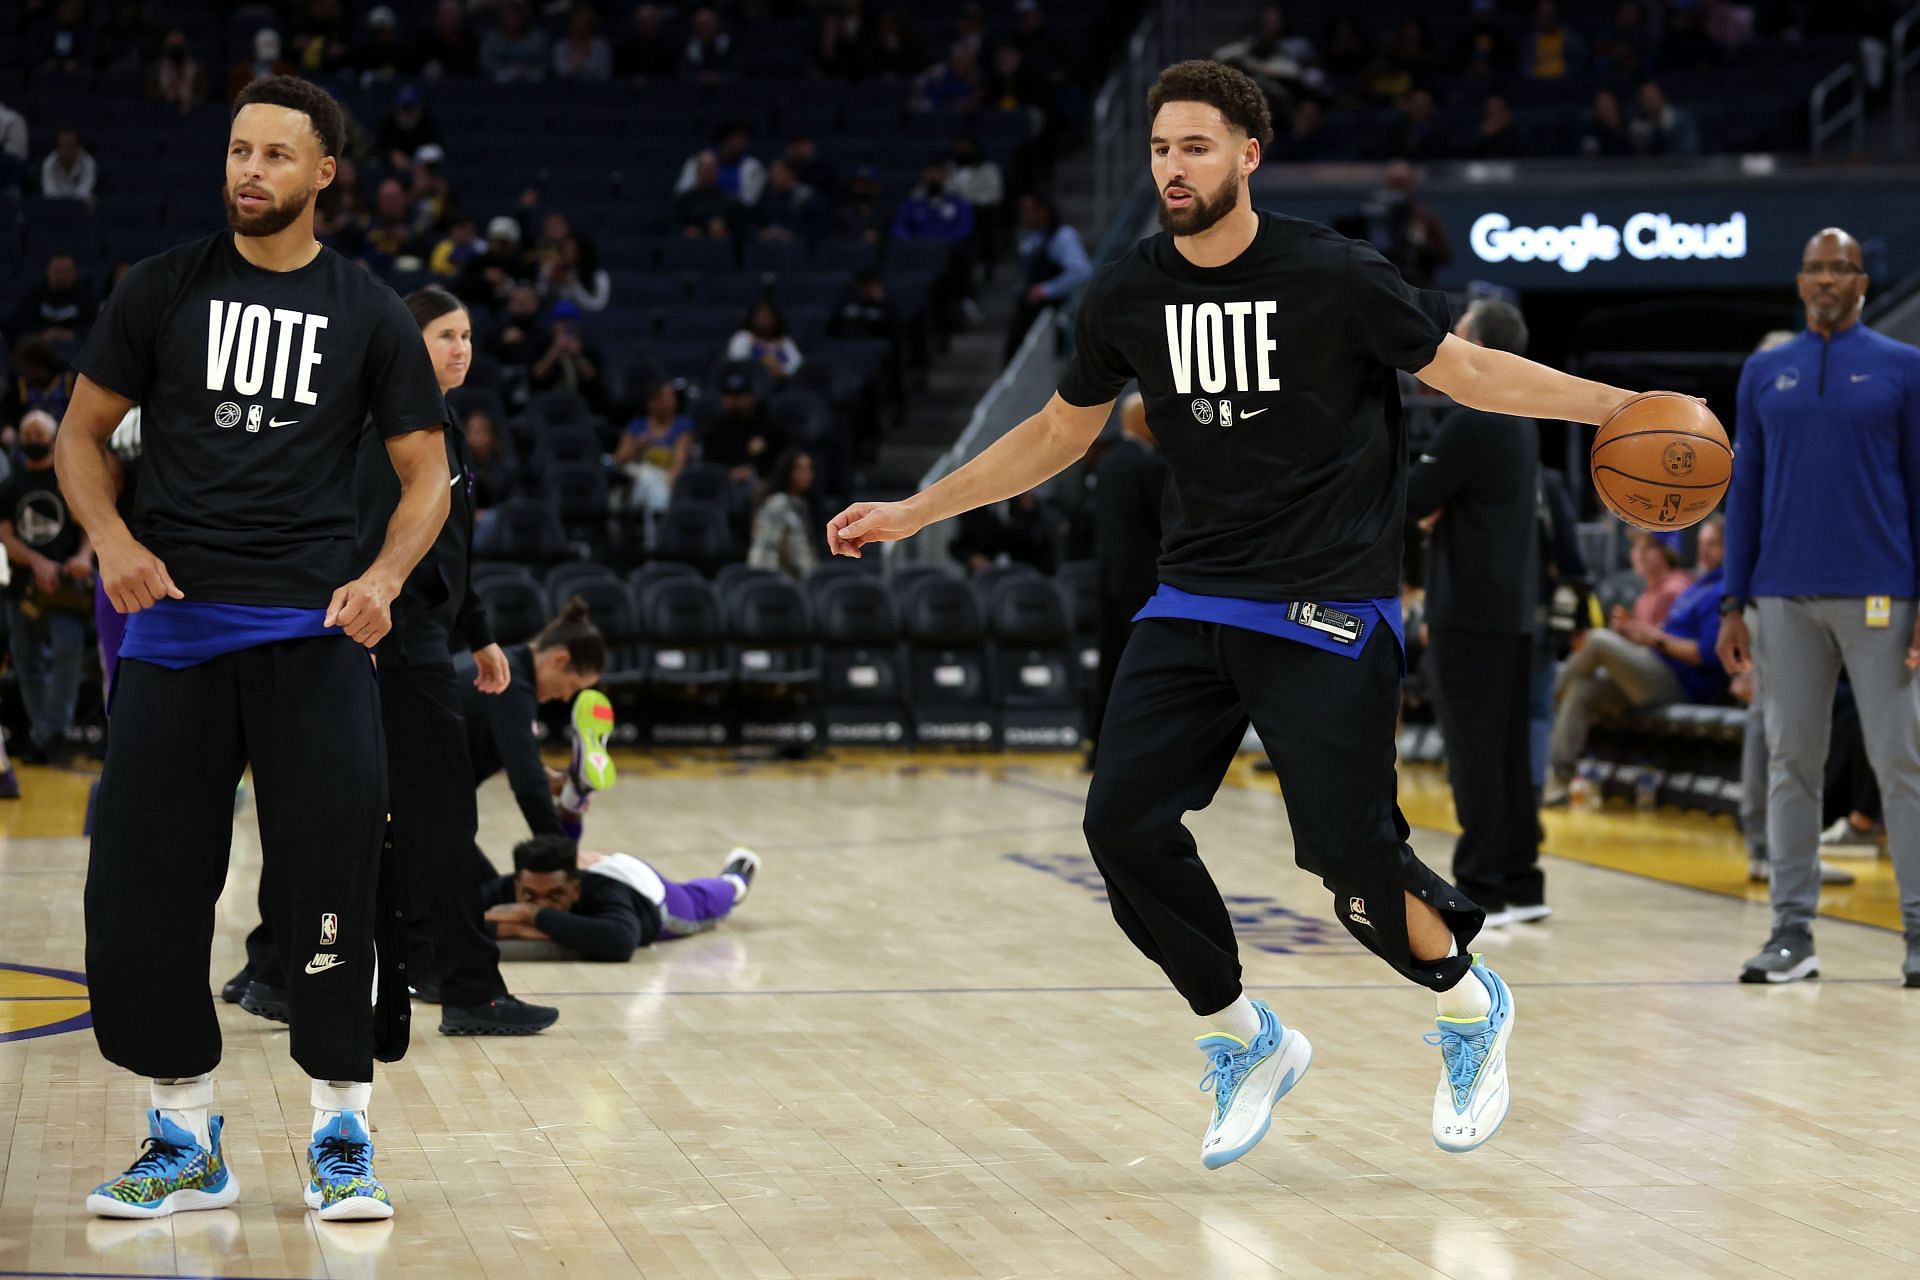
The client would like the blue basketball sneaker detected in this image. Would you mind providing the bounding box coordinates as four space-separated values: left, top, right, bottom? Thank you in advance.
305 1113 394 1221
1426 960 1515 1153
1195 1001 1313 1170
86 1111 238 1218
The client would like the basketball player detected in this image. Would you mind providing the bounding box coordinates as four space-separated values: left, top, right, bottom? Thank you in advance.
828 61 1662 1165
56 77 450 1220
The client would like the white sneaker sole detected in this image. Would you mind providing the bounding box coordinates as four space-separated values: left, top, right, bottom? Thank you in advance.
1200 1027 1313 1171
86 1178 239 1219
723 847 761 902
1741 955 1820 984
304 1184 396 1221
1433 1002 1515 1154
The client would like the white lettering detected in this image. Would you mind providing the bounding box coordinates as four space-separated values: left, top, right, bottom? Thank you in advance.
1164 304 1193 395
1223 301 1252 393
231 304 271 396
269 308 305 400
295 314 328 406
1472 210 1745 273
1254 301 1281 391
205 300 241 392
1195 303 1226 394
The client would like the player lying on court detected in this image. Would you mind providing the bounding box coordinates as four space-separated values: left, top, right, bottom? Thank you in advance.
483 836 761 962
829 60 1685 1166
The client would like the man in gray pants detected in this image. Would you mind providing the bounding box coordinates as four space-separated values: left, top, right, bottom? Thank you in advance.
1735 661 1855 888
1718 227 1920 986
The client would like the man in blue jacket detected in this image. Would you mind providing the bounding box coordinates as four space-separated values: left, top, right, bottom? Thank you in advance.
1719 227 1920 987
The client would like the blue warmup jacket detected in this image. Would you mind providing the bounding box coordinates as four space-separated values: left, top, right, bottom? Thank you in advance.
1724 323 1920 600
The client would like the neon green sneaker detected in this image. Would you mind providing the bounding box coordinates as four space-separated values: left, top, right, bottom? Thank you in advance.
570 690 616 793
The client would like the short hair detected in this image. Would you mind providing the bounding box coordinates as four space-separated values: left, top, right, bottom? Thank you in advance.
1462 298 1529 356
404 285 465 331
1633 531 1681 568
513 835 580 877
532 595 608 675
1146 59 1273 148
232 75 347 160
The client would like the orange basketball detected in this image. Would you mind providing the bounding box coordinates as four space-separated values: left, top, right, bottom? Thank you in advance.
1589 392 1731 531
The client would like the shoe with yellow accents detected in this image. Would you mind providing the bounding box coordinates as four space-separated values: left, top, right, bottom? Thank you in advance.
305 1113 393 1221
570 689 616 793
1195 1000 1312 1170
1426 958 1514 1153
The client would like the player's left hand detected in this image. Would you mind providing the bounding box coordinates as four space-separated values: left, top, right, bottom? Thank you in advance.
325 575 396 648
485 902 539 924
472 642 511 693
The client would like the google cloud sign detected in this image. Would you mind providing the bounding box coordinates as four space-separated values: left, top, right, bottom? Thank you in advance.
1469 211 1747 273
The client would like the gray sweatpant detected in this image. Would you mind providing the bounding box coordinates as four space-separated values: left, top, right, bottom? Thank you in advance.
1753 596 1920 939
1550 628 1685 778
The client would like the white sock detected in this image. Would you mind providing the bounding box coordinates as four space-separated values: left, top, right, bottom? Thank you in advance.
310 1079 372 1139
723 874 748 904
1203 994 1263 1043
150 1074 213 1149
1436 942 1492 1020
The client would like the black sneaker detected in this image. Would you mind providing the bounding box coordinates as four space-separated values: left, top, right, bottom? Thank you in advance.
240 980 289 1023
720 847 761 903
409 980 442 1004
439 995 559 1036
220 965 253 1004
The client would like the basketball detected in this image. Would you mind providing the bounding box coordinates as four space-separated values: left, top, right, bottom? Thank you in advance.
1589 392 1732 530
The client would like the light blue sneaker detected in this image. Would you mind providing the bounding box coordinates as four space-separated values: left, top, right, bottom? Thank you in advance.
305 1113 394 1221
86 1110 238 1218
1195 1000 1313 1170
1426 959 1515 1153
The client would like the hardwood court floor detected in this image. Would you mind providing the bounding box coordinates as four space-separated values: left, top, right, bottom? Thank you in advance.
3 750 1919 1280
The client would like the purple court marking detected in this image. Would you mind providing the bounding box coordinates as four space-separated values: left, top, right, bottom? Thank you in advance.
0 961 92 1044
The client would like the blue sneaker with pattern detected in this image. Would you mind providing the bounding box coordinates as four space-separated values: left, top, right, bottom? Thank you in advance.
1427 959 1515 1153
305 1113 394 1221
1195 1000 1313 1170
86 1111 238 1218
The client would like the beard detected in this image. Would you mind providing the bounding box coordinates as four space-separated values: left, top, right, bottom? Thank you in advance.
1158 172 1240 237
223 182 313 237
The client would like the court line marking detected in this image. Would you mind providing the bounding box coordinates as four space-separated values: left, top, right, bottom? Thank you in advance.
510 976 1907 998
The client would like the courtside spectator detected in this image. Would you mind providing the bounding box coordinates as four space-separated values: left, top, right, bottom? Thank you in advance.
1626 531 1693 625
482 1 550 84
1525 1 1588 80
748 450 821 581
10 256 94 347
1004 194 1090 361
1632 81 1701 155
753 161 825 246
616 6 678 80
227 28 294 99
677 122 767 207
148 31 206 115
674 151 742 240
1580 89 1634 157
616 380 694 516
419 1 480 78
1548 519 1726 803
0 410 92 765
40 128 96 202
683 8 737 81
554 5 613 81
728 302 804 381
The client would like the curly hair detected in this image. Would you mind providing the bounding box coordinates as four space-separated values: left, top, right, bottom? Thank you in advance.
232 75 347 159
1146 59 1274 148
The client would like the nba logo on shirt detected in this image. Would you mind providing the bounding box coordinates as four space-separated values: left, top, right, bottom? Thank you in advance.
319 913 338 945
246 404 263 433
1218 399 1234 428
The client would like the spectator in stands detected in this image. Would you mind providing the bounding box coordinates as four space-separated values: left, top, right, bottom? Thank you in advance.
10 255 94 347
483 837 758 960
361 178 417 275
728 302 805 382
147 31 206 115
530 300 607 413
40 128 97 203
1661 4 1717 71
1407 299 1546 924
378 85 441 172
831 270 899 341
30 0 91 75
1380 88 1448 162
1579 89 1634 157
1459 11 1518 86
0 409 93 765
482 0 550 84
837 165 890 244
1275 98 1329 161
1361 18 1436 104
465 410 514 522
703 367 784 487
1631 81 1702 156
1547 520 1725 803
1474 94 1524 159
615 5 679 80
1704 0 1757 55
1524 1 1588 80
915 43 986 115
290 0 351 77
1087 393 1165 767
818 1 876 81
985 41 1044 121
407 146 453 234
540 234 611 313
617 379 694 516
532 211 574 277
892 163 974 246
673 151 743 241
1625 531 1694 625
1216 5 1320 118
458 217 534 310
419 0 480 79
430 216 482 279
0 97 26 190
1004 194 1091 362
554 5 613 81
749 450 820 580
951 493 1060 576
677 121 767 207
753 161 826 246
948 137 1006 266
2 338 76 448
682 7 737 81
356 7 417 80
1364 161 1451 290
782 133 839 202
1322 16 1373 79
872 9 926 79
226 28 294 100
1594 1 1658 79
490 284 547 371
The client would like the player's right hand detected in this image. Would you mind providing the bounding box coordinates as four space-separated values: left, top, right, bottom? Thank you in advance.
98 538 184 614
827 500 924 557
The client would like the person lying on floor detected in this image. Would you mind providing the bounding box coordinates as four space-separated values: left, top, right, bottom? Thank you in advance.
481 835 761 962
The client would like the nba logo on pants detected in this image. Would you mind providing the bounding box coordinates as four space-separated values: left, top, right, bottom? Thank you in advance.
319 913 338 945
1348 897 1372 928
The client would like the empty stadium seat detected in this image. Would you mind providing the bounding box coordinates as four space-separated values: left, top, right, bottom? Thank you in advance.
544 559 618 602
655 501 736 575
636 576 732 745
478 578 552 645
727 576 822 746
984 577 1080 750
812 576 911 745
484 499 573 563
1053 560 1100 691
896 576 996 747
629 562 701 596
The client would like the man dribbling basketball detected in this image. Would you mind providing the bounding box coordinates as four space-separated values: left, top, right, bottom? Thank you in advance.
828 61 1672 1164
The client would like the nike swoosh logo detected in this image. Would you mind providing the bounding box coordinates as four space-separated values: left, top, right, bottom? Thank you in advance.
1851 374 1872 382
268 418 298 428
1240 407 1269 418
450 475 463 487
305 953 344 974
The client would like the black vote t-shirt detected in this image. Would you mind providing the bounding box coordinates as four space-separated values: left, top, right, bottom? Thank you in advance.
77 232 445 608
1058 212 1451 602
